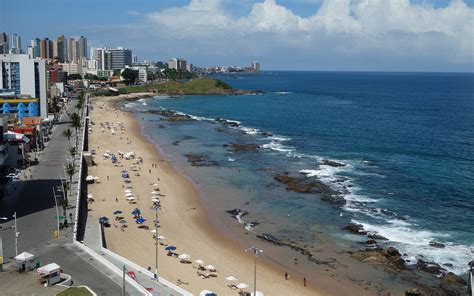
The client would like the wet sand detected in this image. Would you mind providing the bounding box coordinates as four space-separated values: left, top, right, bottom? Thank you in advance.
87 93 411 295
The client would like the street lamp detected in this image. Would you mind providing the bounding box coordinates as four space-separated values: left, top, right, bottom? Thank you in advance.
0 217 7 272
245 246 263 296
152 203 159 280
12 212 18 257
51 187 60 237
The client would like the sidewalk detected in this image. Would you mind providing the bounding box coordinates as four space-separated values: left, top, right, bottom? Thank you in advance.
83 218 183 296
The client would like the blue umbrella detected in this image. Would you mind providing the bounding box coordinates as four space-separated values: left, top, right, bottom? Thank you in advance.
206 293 217 296
136 217 146 224
99 216 109 224
113 210 122 215
165 246 176 251
119 219 127 224
132 209 141 215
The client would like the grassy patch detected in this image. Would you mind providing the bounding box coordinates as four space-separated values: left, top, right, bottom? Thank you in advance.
57 287 93 296
121 78 234 95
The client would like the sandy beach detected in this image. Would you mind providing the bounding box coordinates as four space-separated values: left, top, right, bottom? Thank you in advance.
86 93 401 296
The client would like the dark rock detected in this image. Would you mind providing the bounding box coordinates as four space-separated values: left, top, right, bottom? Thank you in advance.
365 239 377 245
230 143 260 152
343 223 367 235
261 132 273 137
416 259 445 275
225 208 249 217
367 233 388 240
147 109 194 122
322 159 346 167
215 118 240 127
172 141 180 146
440 272 467 286
184 154 218 167
321 194 346 205
405 288 424 296
429 241 445 248
351 246 406 271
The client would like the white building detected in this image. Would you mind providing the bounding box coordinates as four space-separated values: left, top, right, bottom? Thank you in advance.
251 61 260 71
59 62 83 76
138 69 147 84
0 54 48 118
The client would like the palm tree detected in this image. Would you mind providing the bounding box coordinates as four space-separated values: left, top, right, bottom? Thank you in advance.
69 113 81 148
63 129 72 144
69 147 76 159
65 162 76 187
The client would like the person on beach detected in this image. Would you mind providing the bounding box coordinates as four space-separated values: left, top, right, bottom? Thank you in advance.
294 258 298 264
107 175 109 181
115 197 118 202
285 272 289 280
149 169 151 174
304 277 307 287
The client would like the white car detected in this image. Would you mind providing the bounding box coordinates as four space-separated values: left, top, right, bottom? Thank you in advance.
6 173 20 181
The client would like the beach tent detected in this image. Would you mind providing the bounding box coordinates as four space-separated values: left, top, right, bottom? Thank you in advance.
14 251 36 272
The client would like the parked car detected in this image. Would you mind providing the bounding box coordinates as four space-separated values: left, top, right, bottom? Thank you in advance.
6 173 20 181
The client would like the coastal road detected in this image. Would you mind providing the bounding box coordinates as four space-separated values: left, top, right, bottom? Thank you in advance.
0 99 126 295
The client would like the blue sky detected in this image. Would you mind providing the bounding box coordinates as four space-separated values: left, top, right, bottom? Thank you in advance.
1 0 473 71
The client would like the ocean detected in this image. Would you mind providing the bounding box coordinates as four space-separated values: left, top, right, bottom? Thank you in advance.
125 71 474 276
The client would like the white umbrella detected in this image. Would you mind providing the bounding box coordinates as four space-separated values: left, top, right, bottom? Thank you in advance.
94 176 100 180
151 198 159 202
87 193 93 198
126 197 135 201
85 175 95 181
178 254 190 260
200 290 214 296
195 259 204 265
150 229 156 234
225 276 237 281
251 292 264 296
237 283 249 289
157 235 165 240
152 183 159 187
151 191 159 195
205 265 216 271
124 189 132 193
125 193 134 197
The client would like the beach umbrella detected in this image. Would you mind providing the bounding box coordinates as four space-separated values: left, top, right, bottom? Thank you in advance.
124 189 132 193
157 235 165 240
125 193 134 197
87 193 93 198
150 229 156 234
126 197 135 201
205 265 216 271
178 254 190 260
85 175 95 181
151 198 159 202
113 210 122 215
251 292 264 296
165 246 176 251
200 290 216 296
152 183 159 187
99 216 109 224
225 276 237 282
151 191 159 195
124 179 131 183
132 208 141 215
119 219 127 224
236 283 249 289
136 217 146 223
94 176 99 180
195 259 204 265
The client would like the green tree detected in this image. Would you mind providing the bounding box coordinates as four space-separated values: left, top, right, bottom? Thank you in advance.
121 69 139 85
69 113 81 148
69 147 76 159
67 73 82 80
65 162 76 187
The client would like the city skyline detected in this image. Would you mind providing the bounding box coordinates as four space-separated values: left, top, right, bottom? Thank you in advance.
1 0 473 72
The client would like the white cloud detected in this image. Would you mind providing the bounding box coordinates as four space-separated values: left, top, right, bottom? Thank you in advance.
128 0 474 70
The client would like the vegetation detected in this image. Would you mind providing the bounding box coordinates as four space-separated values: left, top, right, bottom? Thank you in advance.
161 69 195 80
65 162 76 188
121 68 139 85
69 113 81 148
120 78 235 95
63 129 72 143
57 287 93 296
67 73 82 80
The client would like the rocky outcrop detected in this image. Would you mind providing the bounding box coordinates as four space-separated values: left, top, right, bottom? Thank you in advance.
343 223 367 235
230 143 260 152
416 260 445 275
351 247 406 272
184 154 218 167
322 159 346 167
440 272 467 286
405 288 424 296
147 110 194 122
429 241 445 248
215 118 240 127
226 208 248 218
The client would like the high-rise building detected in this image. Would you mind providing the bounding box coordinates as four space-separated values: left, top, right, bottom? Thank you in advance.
0 54 48 117
91 47 106 70
78 36 87 59
11 34 21 54
40 38 53 59
55 35 66 62
105 47 132 70
30 38 40 58
67 38 80 62
251 61 260 71
168 58 187 70
0 32 9 54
